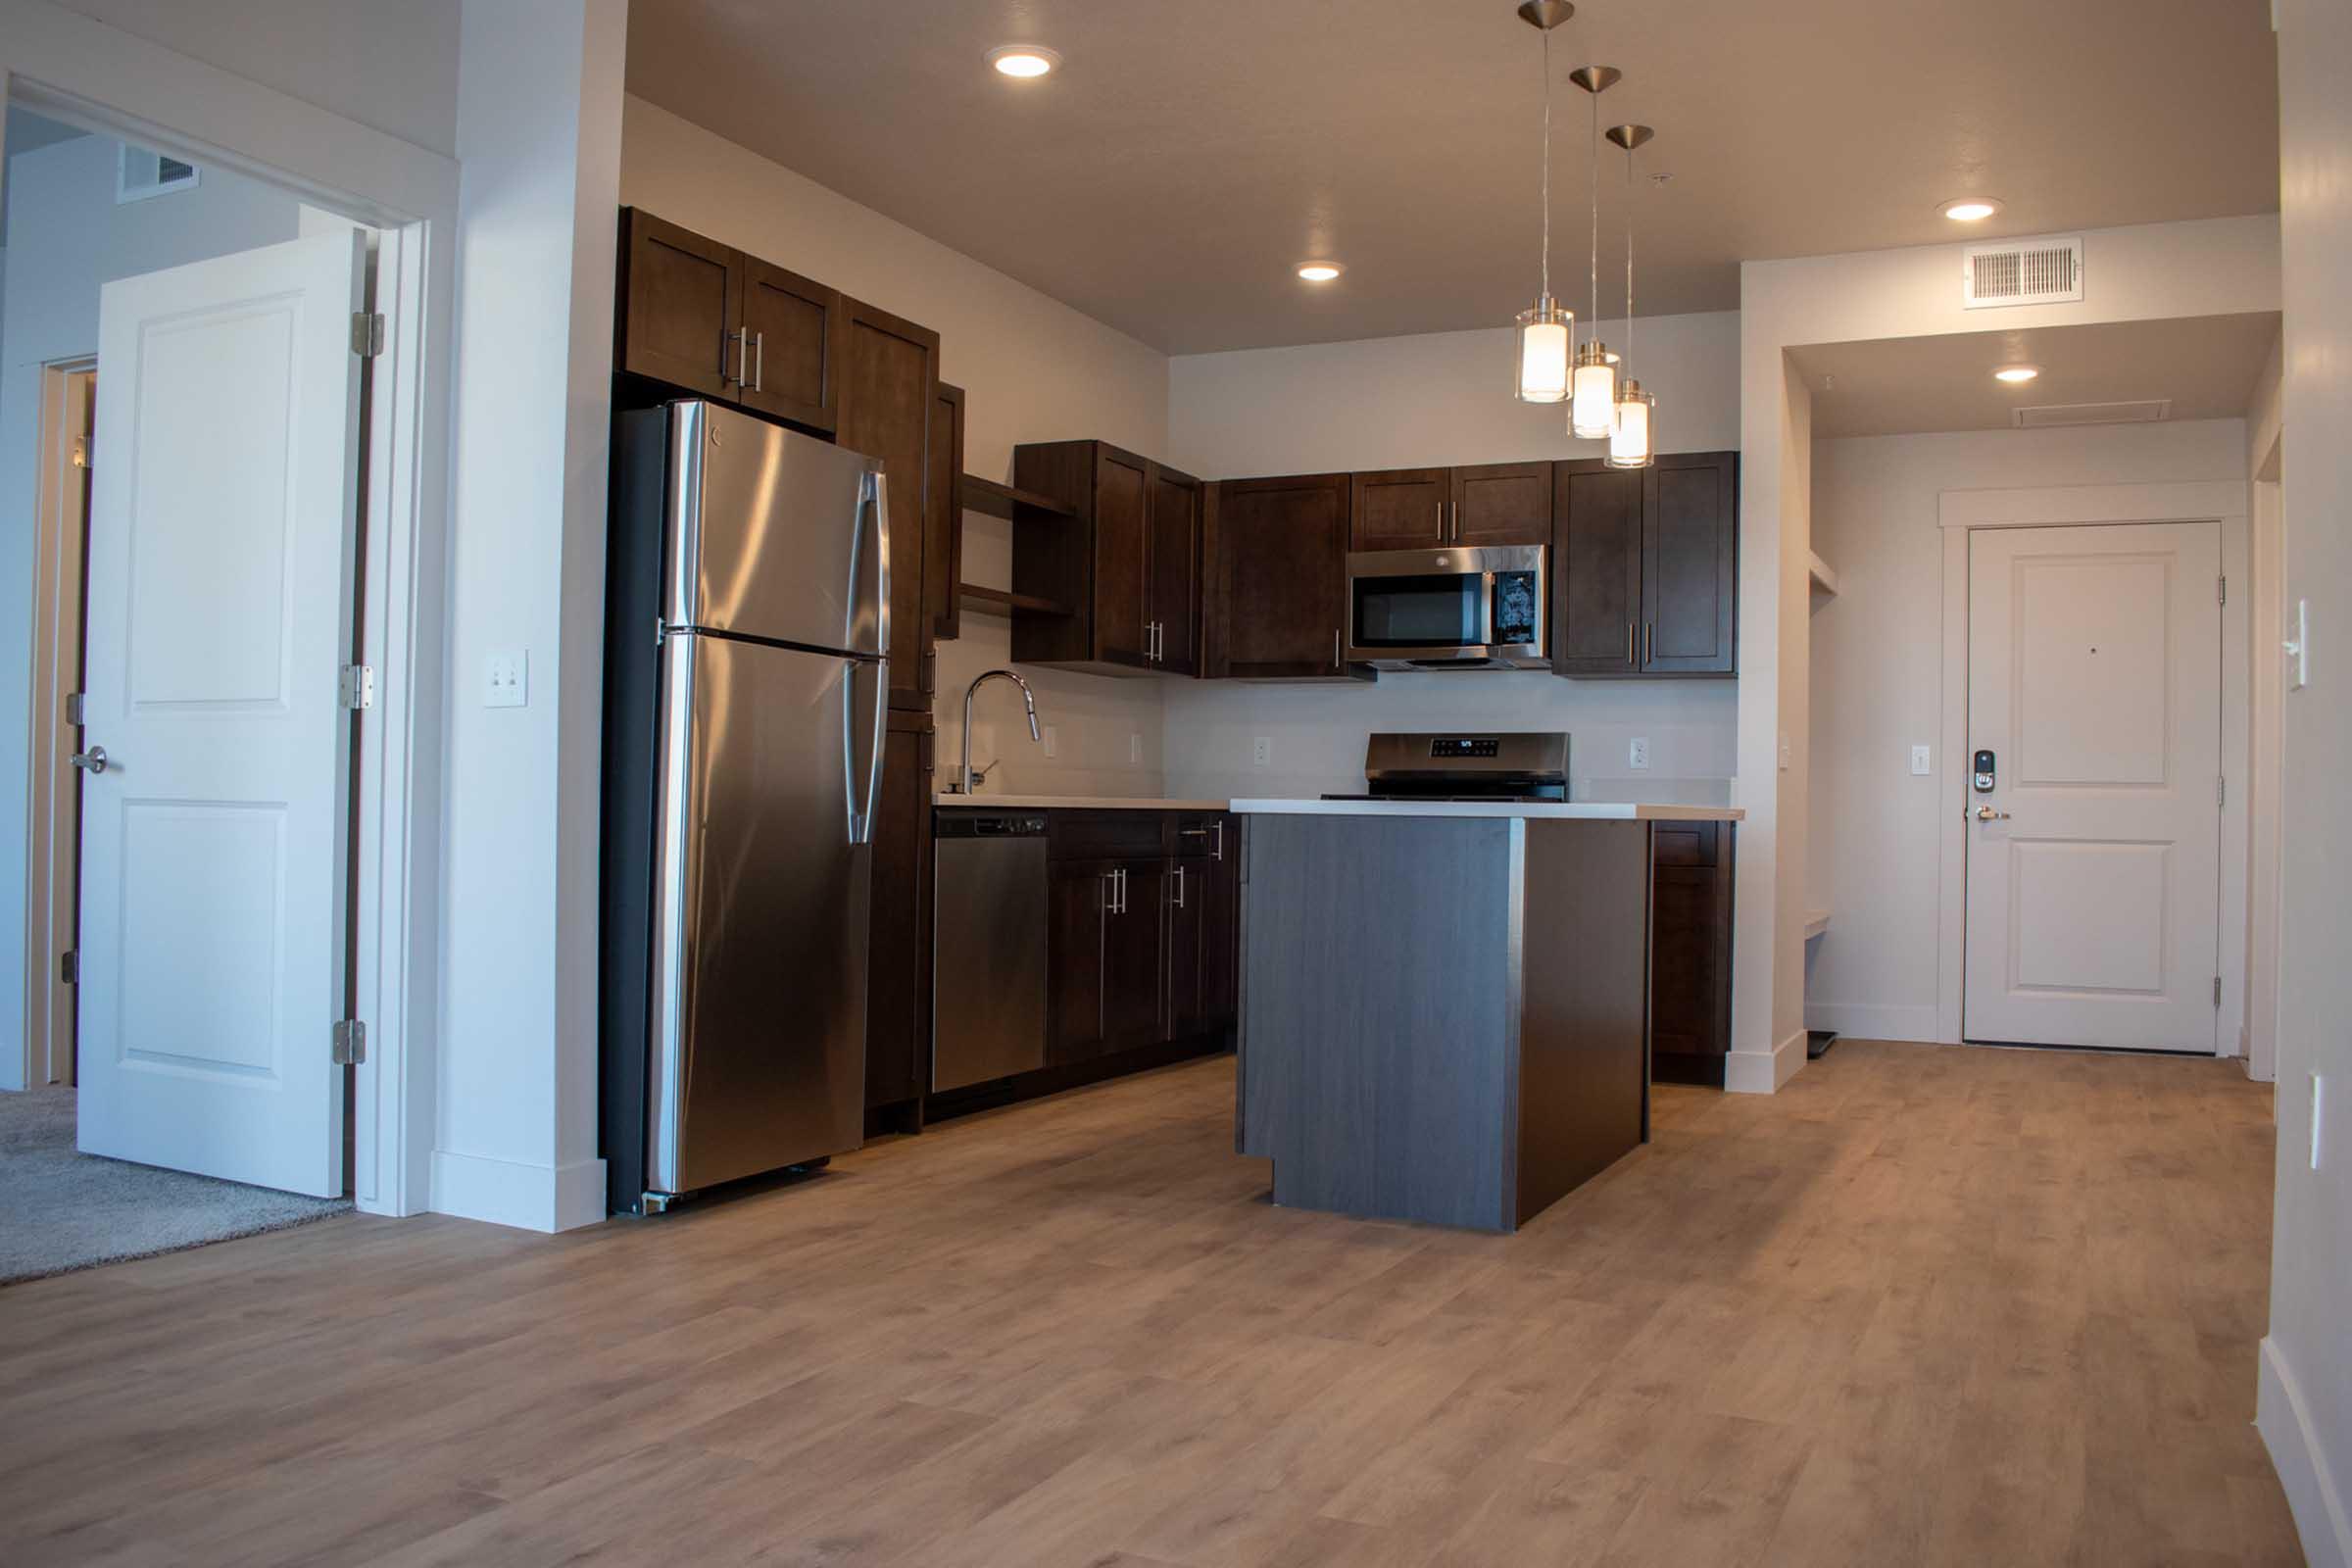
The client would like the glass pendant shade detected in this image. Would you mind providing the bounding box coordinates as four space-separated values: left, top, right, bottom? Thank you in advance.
1571 342 1618 439
1607 380 1654 468
1515 297 1573 402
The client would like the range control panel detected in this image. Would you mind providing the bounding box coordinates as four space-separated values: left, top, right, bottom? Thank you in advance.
1429 737 1502 760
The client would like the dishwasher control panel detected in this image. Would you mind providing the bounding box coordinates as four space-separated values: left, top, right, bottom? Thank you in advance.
936 812 1048 838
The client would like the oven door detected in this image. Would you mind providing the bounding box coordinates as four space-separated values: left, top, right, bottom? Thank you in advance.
1346 546 1546 669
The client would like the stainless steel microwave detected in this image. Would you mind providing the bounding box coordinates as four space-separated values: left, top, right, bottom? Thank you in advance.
1345 545 1547 670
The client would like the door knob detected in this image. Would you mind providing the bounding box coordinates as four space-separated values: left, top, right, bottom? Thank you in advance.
71 745 108 775
1972 804 2010 821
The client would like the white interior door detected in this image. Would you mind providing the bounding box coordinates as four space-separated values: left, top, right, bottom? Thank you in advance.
75 231 366 1196
1963 520 2223 1052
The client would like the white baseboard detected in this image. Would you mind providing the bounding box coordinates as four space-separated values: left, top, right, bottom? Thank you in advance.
1726 1027 1809 1095
430 1149 610 1234
1803 1001 1941 1043
2259 1335 2351 1568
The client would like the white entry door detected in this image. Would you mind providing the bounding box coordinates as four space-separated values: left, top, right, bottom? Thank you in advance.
1963 520 2223 1052
75 231 367 1196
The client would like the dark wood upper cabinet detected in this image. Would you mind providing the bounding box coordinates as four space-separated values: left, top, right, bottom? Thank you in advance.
734 255 845 433
1451 462 1552 546
1205 472 1351 679
1349 467 1450 551
929 382 965 643
1011 440 1200 676
1551 450 1738 679
1642 452 1740 675
836 296 941 710
1551 463 1644 675
617 209 737 399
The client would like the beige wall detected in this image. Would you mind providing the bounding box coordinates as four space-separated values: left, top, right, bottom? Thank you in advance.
617 96 1175 798
2260 2 2352 1560
1805 418 2251 1044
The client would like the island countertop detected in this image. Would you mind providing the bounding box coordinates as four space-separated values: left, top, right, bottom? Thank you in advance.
933 794 1232 811
1228 799 1742 821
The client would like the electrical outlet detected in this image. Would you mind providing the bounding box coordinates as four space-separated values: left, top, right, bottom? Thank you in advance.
2315 1073 2327 1171
1628 737 1650 770
2285 598 2310 690
1911 744 1932 776
484 647 527 709
1041 724 1058 760
1251 736 1273 767
1778 731 1791 770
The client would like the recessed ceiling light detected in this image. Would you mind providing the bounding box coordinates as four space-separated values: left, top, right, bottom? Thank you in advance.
1941 198 2003 221
988 44 1060 78
1297 263 1344 283
1993 364 2041 383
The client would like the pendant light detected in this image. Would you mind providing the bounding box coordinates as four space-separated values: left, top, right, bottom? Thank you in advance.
1567 65 1622 439
1605 123 1656 468
1512 2 1575 403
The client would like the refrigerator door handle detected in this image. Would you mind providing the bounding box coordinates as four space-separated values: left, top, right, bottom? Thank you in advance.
845 659 886 845
851 470 891 661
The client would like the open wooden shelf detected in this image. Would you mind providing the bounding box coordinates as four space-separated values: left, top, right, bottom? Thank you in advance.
960 473 1078 521
958 582 1072 616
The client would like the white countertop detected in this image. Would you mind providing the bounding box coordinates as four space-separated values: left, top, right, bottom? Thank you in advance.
1227 799 1744 821
933 794 1232 811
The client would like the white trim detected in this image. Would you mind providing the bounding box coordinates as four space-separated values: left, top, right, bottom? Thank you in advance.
2258 1336 2352 1568
430 1151 611 1235
1802 1001 1939 1044
2 0 457 1216
1935 483 2250 1053
1726 1027 1809 1094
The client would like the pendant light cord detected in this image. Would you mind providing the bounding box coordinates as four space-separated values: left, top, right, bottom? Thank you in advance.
1540 29 1552 303
1624 144 1635 368
1589 86 1600 340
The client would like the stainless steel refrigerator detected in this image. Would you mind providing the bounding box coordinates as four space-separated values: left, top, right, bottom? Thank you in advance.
600 399 888 1213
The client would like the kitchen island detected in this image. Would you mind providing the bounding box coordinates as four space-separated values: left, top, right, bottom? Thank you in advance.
1228 799 1744 1233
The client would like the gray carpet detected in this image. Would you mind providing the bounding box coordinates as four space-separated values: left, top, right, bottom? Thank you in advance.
0 1087 351 1286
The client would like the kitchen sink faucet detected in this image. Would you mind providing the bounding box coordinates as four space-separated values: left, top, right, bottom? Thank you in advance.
957 668 1042 796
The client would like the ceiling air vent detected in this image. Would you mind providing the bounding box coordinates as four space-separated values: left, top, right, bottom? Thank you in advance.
2013 399 2172 429
1962 236 2083 308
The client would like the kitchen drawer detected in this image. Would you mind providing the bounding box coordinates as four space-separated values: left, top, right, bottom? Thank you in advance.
1048 810 1172 862
1651 819 1720 868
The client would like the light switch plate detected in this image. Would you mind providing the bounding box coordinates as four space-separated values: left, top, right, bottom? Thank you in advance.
1041 724 1058 760
1629 737 1650 770
1911 744 1932 776
484 647 527 709
1778 731 1791 771
1129 732 1142 764
2286 598 2310 690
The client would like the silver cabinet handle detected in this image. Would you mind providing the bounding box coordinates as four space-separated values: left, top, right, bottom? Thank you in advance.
752 329 764 393
1212 820 1224 862
1333 626 1343 670
1644 621 1655 666
1627 624 1637 665
71 745 108 775
1173 864 1186 909
1436 500 1446 540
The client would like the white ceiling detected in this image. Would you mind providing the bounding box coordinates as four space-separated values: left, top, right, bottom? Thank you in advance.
1790 312 2280 439
624 1 2280 355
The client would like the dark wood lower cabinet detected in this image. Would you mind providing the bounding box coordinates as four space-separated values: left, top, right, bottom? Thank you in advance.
863 711 934 1131
1650 820 1735 1087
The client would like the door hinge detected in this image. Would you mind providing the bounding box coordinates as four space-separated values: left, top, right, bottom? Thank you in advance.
60 950 78 986
351 312 386 358
338 663 375 710
65 691 85 726
2214 976 2223 1007
330 1018 367 1065
2218 574 2228 608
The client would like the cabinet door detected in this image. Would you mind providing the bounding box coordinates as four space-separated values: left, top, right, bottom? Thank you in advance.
1211 474 1350 677
1550 461 1643 676
1165 856 1209 1039
735 255 845 433
1452 461 1551 547
1642 451 1739 675
836 297 941 710
1092 445 1153 668
1148 464 1202 675
1650 823 1733 1085
618 209 737 398
863 713 934 1110
1048 858 1113 1065
929 382 965 643
1349 467 1450 552
1180 813 1240 1031
1103 860 1167 1052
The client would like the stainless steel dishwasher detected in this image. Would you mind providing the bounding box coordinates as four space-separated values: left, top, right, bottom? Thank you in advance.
931 811 1050 1092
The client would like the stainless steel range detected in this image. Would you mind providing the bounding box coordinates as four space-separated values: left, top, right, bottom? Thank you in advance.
1322 731 1571 804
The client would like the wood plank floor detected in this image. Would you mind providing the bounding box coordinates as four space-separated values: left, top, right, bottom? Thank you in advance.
0 1042 2303 1567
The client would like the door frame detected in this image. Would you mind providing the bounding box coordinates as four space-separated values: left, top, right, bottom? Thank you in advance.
22 360 94 1089
1934 480 2250 1052
3 1 459 1215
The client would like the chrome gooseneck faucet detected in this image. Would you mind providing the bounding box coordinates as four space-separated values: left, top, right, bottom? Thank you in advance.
959 668 1041 796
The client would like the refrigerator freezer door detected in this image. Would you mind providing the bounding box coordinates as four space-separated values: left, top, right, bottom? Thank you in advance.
662 400 887 658
647 632 871 1195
